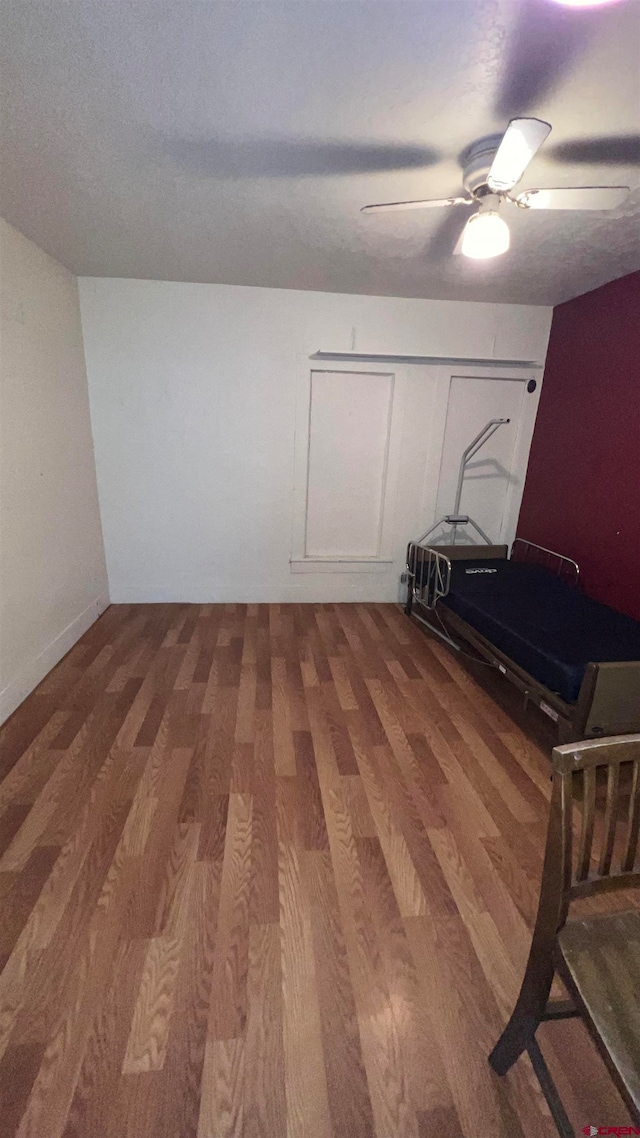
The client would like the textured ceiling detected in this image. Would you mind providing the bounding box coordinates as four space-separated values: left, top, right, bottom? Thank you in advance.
1 0 639 305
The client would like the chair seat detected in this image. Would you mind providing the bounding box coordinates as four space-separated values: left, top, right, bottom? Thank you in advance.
557 908 640 1116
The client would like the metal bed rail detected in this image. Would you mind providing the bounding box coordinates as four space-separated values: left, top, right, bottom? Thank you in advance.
405 542 452 610
511 538 580 587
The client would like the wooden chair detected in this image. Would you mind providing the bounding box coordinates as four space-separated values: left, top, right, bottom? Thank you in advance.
489 734 640 1137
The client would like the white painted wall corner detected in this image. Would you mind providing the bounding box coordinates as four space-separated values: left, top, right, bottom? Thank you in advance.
0 592 110 726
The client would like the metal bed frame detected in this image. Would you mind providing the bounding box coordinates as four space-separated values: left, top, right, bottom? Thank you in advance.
404 537 640 743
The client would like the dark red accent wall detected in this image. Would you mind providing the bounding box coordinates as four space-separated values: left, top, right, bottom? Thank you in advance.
517 270 640 621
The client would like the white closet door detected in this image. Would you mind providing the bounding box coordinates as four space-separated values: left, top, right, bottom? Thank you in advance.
435 375 527 545
305 370 394 558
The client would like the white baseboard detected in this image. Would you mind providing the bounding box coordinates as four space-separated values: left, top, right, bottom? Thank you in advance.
0 591 110 726
109 577 403 604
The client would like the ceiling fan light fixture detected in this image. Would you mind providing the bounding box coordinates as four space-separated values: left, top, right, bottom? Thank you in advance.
461 210 510 260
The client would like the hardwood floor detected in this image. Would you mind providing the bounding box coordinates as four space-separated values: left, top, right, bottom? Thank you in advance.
0 602 633 1137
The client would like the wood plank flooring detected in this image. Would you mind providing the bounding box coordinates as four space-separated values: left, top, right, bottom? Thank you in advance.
0 602 633 1137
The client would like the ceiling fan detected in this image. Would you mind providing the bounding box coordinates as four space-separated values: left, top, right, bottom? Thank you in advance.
361 118 630 259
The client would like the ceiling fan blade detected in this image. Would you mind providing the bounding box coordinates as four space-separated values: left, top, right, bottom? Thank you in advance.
516 186 630 211
361 196 471 215
487 118 551 193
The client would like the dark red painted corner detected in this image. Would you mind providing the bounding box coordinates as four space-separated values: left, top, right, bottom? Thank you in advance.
517 270 640 621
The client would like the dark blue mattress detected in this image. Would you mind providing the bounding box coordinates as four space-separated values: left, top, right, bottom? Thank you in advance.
441 559 640 704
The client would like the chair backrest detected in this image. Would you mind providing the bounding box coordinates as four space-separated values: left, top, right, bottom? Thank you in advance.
551 734 640 904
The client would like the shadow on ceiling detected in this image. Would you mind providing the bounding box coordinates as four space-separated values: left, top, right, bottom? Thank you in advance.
159 135 441 179
549 134 640 166
423 201 475 262
495 0 593 118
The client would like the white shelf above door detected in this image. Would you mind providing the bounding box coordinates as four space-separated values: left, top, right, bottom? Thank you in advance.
312 351 543 369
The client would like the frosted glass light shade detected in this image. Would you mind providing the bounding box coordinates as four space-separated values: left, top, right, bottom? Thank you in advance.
551 0 621 7
461 211 510 259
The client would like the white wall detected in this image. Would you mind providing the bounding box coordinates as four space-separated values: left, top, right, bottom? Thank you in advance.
0 220 108 724
79 277 552 604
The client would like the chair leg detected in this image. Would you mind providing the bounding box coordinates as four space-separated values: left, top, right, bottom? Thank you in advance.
526 1036 575 1137
489 964 555 1075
